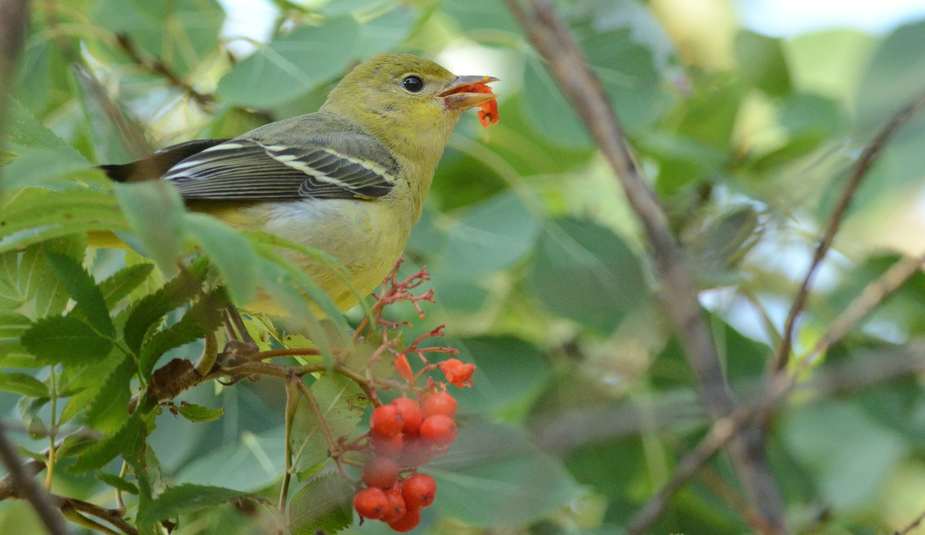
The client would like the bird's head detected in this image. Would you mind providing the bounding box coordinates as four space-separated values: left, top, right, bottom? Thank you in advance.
322 54 497 170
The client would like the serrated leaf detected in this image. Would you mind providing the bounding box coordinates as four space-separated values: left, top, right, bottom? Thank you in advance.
84 357 135 433
138 288 227 377
290 375 365 474
176 402 223 423
114 181 186 275
20 315 112 364
287 473 353 535
99 263 155 308
97 472 139 495
184 213 257 304
72 412 145 472
123 258 209 354
46 252 114 337
0 372 48 397
137 484 249 525
59 348 123 424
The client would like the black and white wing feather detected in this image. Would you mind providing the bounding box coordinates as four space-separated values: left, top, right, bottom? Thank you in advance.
160 126 399 202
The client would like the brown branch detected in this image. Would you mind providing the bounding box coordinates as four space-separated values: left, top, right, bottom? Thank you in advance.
58 495 138 535
505 1 785 530
896 508 925 535
772 91 925 372
114 32 214 108
628 344 925 533
0 424 70 534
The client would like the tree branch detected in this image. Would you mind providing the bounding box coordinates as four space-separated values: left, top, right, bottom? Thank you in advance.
113 32 215 108
772 92 925 372
0 424 70 535
505 1 785 530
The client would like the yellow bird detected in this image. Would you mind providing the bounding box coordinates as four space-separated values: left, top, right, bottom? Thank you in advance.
102 54 497 314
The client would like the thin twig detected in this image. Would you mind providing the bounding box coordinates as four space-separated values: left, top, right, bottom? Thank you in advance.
772 91 925 372
505 0 785 530
0 423 70 534
629 248 925 531
628 342 925 533
58 495 138 535
294 379 346 478
113 32 215 108
278 376 299 512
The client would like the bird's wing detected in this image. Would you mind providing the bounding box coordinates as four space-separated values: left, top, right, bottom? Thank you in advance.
160 116 400 202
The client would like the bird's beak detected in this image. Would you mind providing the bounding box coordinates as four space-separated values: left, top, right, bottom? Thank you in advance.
439 75 499 110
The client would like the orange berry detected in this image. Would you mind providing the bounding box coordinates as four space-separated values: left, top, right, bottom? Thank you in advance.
362 456 399 489
401 473 437 509
353 487 388 519
439 358 475 388
420 414 456 446
381 487 407 523
394 353 414 383
371 404 403 438
421 391 457 418
387 505 421 532
392 397 423 434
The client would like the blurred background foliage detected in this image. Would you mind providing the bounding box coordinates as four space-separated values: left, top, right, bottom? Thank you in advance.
2 0 925 533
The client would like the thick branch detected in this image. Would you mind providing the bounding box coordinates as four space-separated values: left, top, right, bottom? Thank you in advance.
505 1 785 530
772 92 925 371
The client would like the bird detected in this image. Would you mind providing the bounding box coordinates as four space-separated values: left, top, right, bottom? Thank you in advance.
100 53 498 316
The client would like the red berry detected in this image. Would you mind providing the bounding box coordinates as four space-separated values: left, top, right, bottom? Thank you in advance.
439 358 475 388
372 432 404 458
402 474 437 509
371 404 403 438
353 487 388 519
422 391 457 418
419 414 457 446
381 487 407 523
362 456 399 489
392 397 423 434
387 506 421 532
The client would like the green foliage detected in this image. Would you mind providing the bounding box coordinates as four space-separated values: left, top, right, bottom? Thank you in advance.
137 484 249 525
3 1 925 533
288 473 354 535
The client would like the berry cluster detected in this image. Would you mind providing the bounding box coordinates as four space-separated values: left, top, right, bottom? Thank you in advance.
353 385 466 531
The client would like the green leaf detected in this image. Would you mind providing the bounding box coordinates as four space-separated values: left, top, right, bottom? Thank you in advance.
99 263 155 308
290 375 365 474
123 258 209 354
353 6 416 57
3 98 85 155
97 472 139 495
855 20 925 131
529 218 648 333
137 484 249 525
287 473 353 535
20 315 112 364
72 412 145 472
0 190 125 252
734 30 792 97
175 428 284 492
46 252 114 337
139 288 227 377
782 401 907 510
0 372 48 397
184 213 257 304
217 17 360 108
83 357 135 433
0 312 31 358
176 402 223 423
92 0 225 78
59 348 125 424
428 420 582 527
114 181 186 275
434 192 541 278
452 336 550 416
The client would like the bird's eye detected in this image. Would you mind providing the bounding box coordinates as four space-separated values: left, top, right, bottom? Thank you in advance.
401 75 424 93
